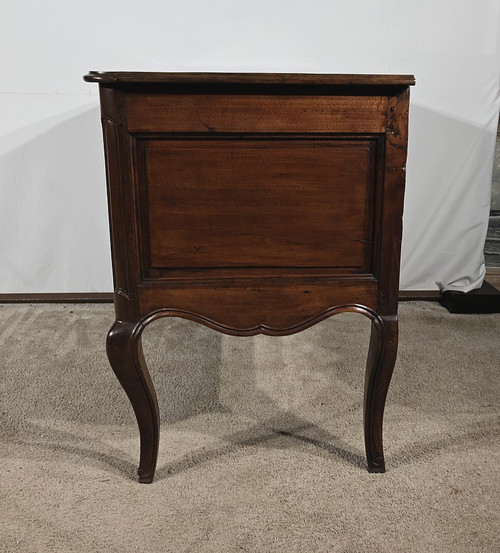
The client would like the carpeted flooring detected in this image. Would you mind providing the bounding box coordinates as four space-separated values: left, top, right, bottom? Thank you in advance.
0 302 499 552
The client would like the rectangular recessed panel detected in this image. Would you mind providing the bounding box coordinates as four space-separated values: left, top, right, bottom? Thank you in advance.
140 139 376 271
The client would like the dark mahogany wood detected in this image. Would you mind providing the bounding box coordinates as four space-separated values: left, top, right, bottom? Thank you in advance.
84 71 415 86
106 320 159 483
125 94 388 134
85 72 414 482
143 138 375 270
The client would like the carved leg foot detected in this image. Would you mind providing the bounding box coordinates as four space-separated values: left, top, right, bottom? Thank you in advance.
363 315 398 473
106 320 160 483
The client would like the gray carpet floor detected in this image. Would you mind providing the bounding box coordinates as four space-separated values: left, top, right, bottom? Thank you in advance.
0 302 499 552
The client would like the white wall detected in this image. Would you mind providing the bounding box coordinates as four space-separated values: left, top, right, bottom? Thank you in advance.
1 0 499 293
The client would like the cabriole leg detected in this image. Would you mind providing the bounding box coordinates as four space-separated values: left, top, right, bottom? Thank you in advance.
363 315 398 473
106 320 160 483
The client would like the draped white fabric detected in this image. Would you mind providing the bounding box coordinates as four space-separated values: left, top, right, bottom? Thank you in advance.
1 0 499 293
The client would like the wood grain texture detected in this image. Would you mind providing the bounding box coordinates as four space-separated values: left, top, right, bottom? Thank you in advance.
137 280 378 335
141 138 376 271
99 87 140 321
377 89 410 315
126 94 387 134
364 314 398 472
88 71 414 482
85 71 415 86
107 320 159 483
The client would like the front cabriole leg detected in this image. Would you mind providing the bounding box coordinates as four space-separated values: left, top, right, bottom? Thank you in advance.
106 320 160 483
363 315 398 473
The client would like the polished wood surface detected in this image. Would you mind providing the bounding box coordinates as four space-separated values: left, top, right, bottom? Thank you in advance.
143 138 375 270
86 72 414 482
126 93 388 133
84 71 416 86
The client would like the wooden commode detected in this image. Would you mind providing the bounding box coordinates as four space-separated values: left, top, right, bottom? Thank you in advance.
84 71 414 482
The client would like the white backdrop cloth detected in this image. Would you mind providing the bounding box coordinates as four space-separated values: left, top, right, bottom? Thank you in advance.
1 0 499 293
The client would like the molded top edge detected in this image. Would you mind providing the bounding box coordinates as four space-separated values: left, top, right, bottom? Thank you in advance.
84 71 415 86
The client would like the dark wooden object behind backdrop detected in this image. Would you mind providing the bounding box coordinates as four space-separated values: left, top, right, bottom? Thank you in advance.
84 72 415 483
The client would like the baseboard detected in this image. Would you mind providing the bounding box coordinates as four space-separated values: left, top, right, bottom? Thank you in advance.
2 280 497 305
398 290 441 301
0 291 440 303
0 293 114 303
